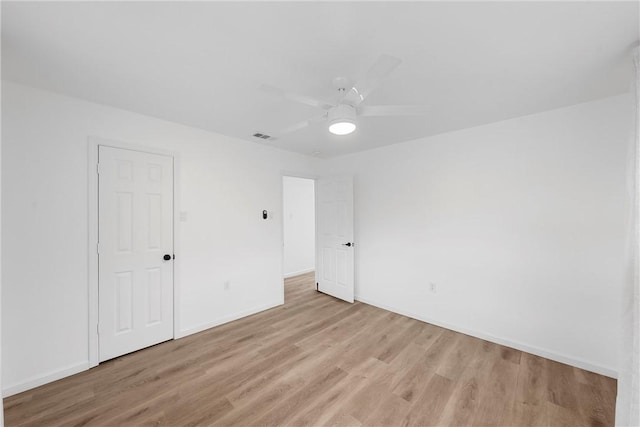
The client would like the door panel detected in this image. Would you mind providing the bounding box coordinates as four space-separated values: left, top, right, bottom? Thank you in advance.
99 146 174 362
115 271 133 333
116 192 133 252
316 176 354 303
147 267 163 325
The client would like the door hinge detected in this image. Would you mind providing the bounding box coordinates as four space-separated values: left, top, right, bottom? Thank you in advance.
96 242 100 254
96 323 100 335
96 163 100 175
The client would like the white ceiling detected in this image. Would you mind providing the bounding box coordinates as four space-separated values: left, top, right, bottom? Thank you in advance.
2 1 638 158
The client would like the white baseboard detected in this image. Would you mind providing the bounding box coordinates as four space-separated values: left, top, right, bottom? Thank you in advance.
5 296 613 399
355 295 618 379
3 302 284 397
284 268 315 279
177 300 283 338
3 361 90 397
2 299 284 397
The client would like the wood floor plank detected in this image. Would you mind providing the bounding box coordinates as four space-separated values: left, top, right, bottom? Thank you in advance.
388 341 431 390
547 359 580 412
3 271 617 426
546 401 585 427
212 372 307 426
250 366 348 426
375 320 425 364
402 373 456 427
342 366 396 423
435 334 482 381
437 341 501 427
501 352 549 427
362 391 411 426
392 355 437 403
471 358 521 426
286 372 369 427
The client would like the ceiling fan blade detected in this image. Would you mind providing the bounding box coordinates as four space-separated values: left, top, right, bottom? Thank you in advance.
260 84 334 110
278 114 326 135
359 105 430 117
279 120 311 135
342 54 402 106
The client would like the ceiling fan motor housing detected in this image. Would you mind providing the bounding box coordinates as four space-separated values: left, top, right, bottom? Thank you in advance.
328 104 357 135
329 104 356 125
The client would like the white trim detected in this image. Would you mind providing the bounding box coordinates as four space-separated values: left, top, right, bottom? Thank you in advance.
284 268 315 279
172 150 182 340
88 140 99 367
177 300 282 338
280 171 320 181
87 136 181 367
355 294 618 379
2 361 90 398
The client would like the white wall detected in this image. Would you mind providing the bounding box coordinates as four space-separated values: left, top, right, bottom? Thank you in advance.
0 80 630 398
326 95 631 377
282 176 315 278
0 82 321 396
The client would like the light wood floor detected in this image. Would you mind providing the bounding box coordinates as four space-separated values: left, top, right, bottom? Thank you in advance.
4 272 616 426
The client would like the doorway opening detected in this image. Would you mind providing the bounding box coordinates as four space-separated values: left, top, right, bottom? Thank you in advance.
282 176 316 301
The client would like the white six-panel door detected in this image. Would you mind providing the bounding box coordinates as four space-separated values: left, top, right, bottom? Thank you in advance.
316 176 354 303
98 146 174 361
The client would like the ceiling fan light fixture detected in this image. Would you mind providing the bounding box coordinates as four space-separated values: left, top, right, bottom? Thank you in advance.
328 104 357 136
329 120 356 135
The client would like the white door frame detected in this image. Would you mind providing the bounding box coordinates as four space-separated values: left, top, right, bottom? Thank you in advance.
280 171 318 300
88 136 181 367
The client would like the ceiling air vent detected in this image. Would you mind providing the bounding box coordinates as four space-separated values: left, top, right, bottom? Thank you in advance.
252 132 273 140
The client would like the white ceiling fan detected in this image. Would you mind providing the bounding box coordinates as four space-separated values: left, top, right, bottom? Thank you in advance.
261 54 429 137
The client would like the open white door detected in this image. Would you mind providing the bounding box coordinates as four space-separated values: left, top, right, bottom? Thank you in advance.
98 146 174 362
316 176 354 303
